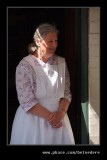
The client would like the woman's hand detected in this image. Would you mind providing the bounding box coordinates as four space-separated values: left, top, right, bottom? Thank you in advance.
48 98 70 128
48 110 66 128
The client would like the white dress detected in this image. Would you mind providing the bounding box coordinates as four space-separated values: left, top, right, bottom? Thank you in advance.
10 54 75 145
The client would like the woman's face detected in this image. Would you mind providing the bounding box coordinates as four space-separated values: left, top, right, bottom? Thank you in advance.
39 32 58 59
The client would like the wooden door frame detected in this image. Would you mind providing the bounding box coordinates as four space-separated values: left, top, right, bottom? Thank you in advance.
75 8 89 144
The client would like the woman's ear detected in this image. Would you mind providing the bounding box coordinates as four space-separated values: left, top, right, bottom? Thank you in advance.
34 38 41 47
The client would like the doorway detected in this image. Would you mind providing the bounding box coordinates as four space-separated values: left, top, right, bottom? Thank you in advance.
8 7 80 144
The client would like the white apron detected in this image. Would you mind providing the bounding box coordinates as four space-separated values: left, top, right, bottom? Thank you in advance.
10 55 75 145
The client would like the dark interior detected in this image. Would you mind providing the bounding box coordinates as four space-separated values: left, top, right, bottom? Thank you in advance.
8 8 80 144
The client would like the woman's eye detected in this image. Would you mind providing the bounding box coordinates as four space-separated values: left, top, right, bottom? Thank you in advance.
48 40 58 43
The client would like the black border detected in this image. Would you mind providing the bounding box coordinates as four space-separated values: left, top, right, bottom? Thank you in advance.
1 1 103 158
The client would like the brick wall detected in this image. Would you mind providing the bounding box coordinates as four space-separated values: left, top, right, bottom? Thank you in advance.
88 7 100 144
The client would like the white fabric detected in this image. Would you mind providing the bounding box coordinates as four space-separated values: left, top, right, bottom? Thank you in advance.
10 55 75 145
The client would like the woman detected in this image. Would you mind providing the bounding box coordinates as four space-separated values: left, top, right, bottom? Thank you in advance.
10 23 75 144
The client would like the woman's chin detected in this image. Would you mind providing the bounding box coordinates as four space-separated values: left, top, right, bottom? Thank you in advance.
46 53 54 58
